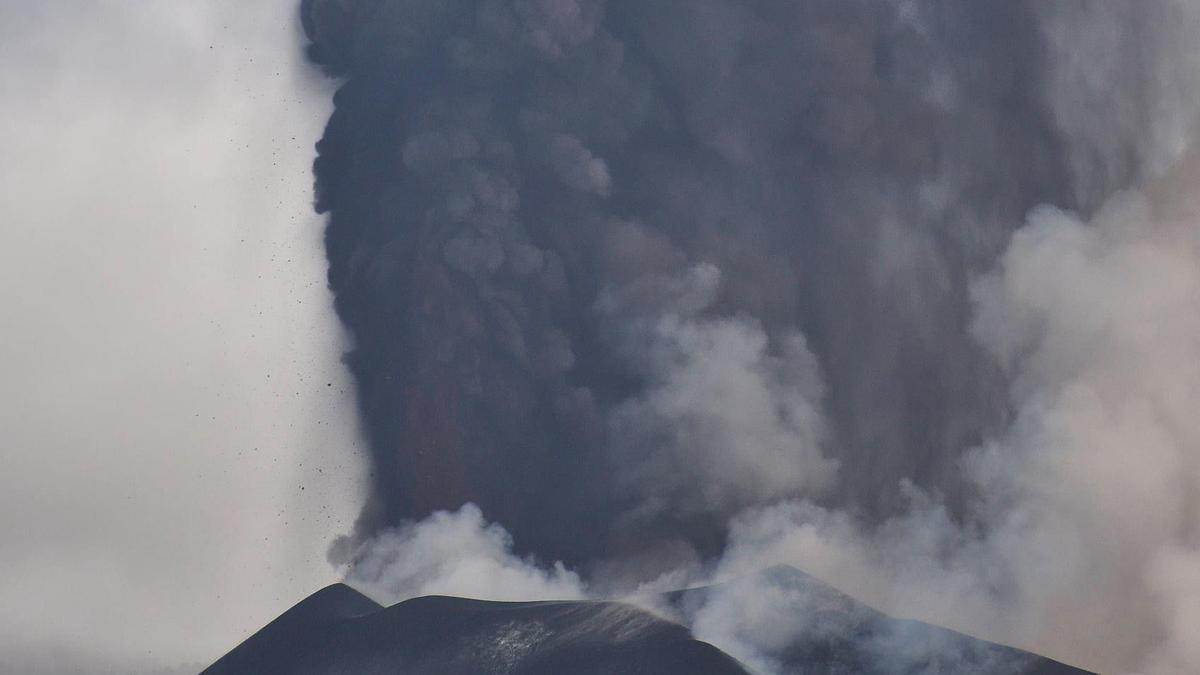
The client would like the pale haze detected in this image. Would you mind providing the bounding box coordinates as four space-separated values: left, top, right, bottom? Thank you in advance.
0 3 360 672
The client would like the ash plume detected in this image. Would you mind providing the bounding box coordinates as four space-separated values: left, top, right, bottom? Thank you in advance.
300 1 1200 672
304 0 1076 563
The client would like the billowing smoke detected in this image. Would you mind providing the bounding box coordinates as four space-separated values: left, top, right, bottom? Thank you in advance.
694 158 1200 674
347 503 585 602
301 1 1200 672
304 0 1070 565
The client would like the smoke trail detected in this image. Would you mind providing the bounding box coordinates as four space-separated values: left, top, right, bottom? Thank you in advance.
302 1 1200 672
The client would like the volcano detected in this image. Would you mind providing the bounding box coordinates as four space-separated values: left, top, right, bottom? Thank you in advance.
202 583 746 674
203 567 1092 674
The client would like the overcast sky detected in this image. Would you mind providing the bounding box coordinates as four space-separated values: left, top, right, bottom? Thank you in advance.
0 3 362 672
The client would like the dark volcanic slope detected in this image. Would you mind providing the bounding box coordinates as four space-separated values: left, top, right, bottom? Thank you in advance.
206 571 1094 675
202 584 748 675
665 566 1093 675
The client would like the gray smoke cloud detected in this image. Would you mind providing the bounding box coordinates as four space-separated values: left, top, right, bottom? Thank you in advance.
304 1 1200 673
347 503 586 602
696 157 1200 674
305 0 1074 571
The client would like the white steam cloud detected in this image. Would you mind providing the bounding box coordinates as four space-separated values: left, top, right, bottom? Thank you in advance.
970 168 1200 672
345 504 585 604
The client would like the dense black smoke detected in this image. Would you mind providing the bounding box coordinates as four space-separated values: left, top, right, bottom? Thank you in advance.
301 0 1144 570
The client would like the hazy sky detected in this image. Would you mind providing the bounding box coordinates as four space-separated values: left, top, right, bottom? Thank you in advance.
0 3 362 672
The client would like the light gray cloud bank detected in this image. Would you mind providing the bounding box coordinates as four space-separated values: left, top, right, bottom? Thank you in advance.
0 2 360 672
